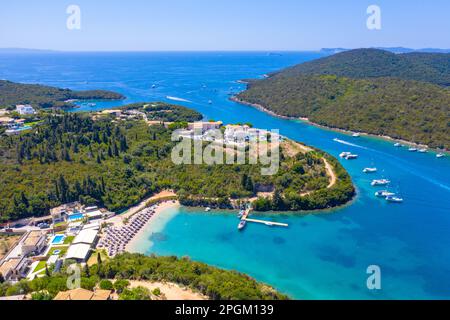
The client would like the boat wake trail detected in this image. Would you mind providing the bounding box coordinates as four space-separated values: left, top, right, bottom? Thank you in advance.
166 96 191 103
333 138 368 150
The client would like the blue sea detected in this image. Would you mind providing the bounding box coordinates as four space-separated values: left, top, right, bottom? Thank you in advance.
1 51 450 299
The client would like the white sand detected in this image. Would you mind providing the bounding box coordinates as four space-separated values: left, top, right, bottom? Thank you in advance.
125 201 180 252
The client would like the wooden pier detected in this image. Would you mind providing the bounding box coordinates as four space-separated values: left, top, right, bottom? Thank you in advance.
240 208 289 228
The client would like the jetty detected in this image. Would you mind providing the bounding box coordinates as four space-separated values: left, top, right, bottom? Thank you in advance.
239 208 289 228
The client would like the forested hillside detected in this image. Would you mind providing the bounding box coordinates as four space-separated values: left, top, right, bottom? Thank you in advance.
0 80 125 109
0 111 354 221
237 49 450 148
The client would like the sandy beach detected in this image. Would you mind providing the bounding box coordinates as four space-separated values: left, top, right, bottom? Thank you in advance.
128 280 207 300
107 190 177 227
125 200 180 252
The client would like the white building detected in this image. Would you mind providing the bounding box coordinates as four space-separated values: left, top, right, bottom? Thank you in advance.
20 231 46 256
66 244 92 262
16 105 36 115
72 229 99 246
188 121 223 133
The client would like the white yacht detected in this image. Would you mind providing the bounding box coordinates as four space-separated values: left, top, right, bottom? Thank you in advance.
394 143 401 147
352 133 361 138
408 147 418 152
205 207 211 212
418 148 428 153
386 195 404 203
340 152 351 158
371 179 391 186
363 168 378 173
436 153 445 158
375 190 395 197
345 154 359 160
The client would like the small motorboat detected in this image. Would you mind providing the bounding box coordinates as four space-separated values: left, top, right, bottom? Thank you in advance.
408 147 418 152
363 168 378 173
394 143 401 147
418 148 428 153
436 153 445 158
339 152 351 158
208 100 213 104
352 133 361 138
151 84 157 89
371 179 391 186
205 207 211 212
238 220 247 230
375 190 395 198
237 210 245 218
345 154 359 160
386 196 404 203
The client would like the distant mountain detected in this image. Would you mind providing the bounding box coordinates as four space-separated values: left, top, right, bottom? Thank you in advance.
237 48 450 149
320 47 450 55
0 48 59 54
283 48 450 86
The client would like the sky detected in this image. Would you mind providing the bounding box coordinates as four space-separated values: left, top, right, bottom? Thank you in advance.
0 0 449 51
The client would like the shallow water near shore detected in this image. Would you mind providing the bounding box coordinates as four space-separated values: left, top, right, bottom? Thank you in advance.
1 51 450 299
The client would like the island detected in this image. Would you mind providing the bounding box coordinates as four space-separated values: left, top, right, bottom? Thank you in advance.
235 48 450 150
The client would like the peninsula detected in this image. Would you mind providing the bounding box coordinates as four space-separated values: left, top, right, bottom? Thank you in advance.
235 49 450 150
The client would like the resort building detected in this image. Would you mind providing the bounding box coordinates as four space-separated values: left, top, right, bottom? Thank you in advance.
65 243 92 262
20 230 46 256
0 257 30 282
15 104 36 115
50 202 84 223
53 288 112 300
84 206 104 221
72 228 99 246
188 121 223 133
66 228 99 262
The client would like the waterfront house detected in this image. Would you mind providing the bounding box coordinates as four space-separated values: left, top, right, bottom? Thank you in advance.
16 104 36 115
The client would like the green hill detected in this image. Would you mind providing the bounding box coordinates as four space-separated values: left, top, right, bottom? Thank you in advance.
237 49 450 149
276 49 450 86
0 80 125 109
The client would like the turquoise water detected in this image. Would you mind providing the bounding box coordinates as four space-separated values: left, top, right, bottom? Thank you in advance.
67 213 84 222
1 52 449 299
51 235 65 245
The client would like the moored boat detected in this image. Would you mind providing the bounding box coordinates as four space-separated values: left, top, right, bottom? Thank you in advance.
394 143 401 147
371 179 390 186
238 220 247 230
339 152 351 158
386 195 404 203
363 167 377 173
345 154 358 160
418 148 428 153
375 190 395 197
408 147 418 152
352 133 360 137
436 153 445 158
205 207 211 212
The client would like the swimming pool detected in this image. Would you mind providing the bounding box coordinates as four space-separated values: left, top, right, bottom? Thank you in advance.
51 235 65 245
67 213 84 221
